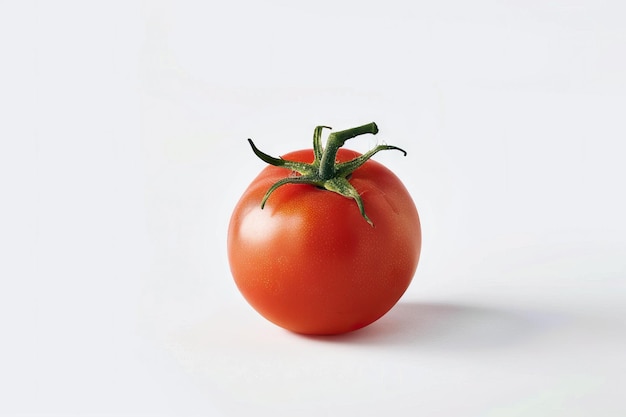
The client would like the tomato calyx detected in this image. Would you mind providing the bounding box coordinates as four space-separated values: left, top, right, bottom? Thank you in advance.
247 122 407 226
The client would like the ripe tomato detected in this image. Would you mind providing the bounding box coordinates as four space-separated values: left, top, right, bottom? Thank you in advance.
227 123 421 335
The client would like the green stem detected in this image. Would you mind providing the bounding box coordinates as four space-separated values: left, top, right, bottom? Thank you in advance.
247 122 405 226
319 122 379 180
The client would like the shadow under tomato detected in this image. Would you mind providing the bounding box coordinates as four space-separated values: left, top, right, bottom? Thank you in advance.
299 301 567 349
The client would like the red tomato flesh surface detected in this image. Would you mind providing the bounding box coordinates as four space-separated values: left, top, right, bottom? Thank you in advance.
227 148 421 335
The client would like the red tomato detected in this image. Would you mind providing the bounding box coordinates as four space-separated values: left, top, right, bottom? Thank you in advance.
227 124 421 335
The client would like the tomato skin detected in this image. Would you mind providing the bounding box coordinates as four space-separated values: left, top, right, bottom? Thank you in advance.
227 148 421 335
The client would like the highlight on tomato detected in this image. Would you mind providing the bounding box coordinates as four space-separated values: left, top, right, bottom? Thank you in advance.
227 122 421 335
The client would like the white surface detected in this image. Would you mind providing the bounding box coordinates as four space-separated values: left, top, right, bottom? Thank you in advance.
2 0 625 416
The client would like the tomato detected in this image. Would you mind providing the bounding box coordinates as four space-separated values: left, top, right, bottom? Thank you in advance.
227 123 421 335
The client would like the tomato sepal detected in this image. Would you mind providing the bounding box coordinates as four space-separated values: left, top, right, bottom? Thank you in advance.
247 122 406 226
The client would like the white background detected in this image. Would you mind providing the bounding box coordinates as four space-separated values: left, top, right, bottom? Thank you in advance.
1 0 625 416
